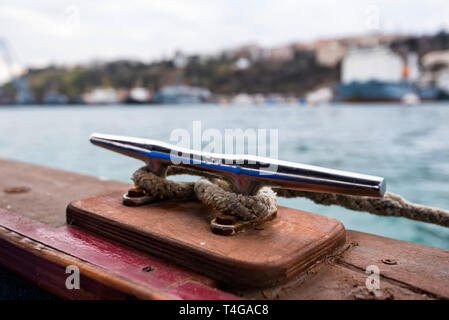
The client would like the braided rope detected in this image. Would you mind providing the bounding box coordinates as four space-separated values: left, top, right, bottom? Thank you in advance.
276 189 449 227
195 179 277 220
132 166 277 221
132 166 449 228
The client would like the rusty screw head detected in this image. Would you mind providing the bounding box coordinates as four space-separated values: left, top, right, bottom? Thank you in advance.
215 215 238 225
381 258 397 265
142 266 154 272
127 187 146 198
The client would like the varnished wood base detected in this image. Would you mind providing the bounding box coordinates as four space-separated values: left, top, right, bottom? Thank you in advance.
67 189 346 288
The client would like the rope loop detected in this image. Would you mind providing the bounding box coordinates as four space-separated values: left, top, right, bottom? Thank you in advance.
132 166 277 220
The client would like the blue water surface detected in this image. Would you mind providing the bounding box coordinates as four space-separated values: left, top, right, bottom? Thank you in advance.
1 103 448 249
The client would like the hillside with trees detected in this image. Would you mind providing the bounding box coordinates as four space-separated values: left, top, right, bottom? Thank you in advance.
1 31 448 103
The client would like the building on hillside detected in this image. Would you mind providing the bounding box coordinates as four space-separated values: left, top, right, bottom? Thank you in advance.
266 45 294 62
234 57 251 70
315 41 347 67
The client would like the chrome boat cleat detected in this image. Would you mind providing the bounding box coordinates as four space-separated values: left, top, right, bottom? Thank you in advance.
90 133 386 234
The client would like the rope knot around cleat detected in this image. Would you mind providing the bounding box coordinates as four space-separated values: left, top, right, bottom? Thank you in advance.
131 166 449 227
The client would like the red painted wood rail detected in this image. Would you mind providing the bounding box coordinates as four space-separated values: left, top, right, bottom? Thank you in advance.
0 207 238 299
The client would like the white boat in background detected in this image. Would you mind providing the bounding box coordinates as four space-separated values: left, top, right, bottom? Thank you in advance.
83 88 120 105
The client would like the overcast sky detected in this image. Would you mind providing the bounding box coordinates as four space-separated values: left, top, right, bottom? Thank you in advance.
1 0 449 82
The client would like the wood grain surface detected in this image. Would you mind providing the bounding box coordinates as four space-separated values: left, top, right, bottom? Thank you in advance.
0 158 126 227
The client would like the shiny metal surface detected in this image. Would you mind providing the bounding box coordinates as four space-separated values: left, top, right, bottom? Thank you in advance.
90 133 386 197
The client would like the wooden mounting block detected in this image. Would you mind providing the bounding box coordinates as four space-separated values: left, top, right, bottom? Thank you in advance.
67 189 346 288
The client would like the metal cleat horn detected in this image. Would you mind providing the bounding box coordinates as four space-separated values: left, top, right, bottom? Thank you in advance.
90 133 386 234
90 133 386 198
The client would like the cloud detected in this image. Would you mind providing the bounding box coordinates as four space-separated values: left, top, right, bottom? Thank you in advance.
0 0 448 73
